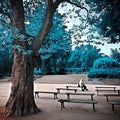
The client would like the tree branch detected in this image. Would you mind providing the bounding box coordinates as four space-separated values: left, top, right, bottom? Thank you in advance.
53 0 63 9
65 0 89 18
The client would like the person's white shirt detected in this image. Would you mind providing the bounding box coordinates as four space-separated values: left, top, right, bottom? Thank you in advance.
79 79 82 87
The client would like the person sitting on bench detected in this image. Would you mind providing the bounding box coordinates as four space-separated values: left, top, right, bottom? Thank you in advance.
80 79 88 91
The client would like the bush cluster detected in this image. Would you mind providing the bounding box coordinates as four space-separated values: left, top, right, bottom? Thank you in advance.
88 68 120 78
88 57 120 78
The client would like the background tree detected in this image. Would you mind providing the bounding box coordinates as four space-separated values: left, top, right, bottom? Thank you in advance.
110 48 120 62
68 44 102 71
0 47 13 77
39 12 72 74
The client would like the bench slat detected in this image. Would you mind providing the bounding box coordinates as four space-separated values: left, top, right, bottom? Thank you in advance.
35 91 58 94
95 86 116 90
66 86 81 89
108 101 120 105
58 99 98 104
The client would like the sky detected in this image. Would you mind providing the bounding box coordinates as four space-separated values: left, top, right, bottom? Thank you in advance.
98 43 120 56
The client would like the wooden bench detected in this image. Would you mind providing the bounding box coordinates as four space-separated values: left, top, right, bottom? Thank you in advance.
95 86 116 95
34 91 58 99
56 88 78 93
108 101 120 111
104 94 120 111
58 99 98 111
65 92 95 100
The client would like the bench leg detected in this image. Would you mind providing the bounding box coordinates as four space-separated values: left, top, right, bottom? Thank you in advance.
61 102 65 110
97 91 99 96
91 95 93 101
57 89 60 93
35 92 39 98
67 94 70 99
54 93 58 99
75 90 77 93
93 104 95 111
112 104 114 111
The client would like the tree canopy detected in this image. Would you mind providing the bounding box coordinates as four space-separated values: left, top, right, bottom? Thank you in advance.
0 0 120 48
86 0 120 43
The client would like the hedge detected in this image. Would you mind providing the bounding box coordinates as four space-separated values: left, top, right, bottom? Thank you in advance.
88 68 120 78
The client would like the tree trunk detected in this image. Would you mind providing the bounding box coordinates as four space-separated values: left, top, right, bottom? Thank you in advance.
5 51 40 117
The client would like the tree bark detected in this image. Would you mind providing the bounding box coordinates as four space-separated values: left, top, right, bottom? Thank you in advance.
5 51 40 117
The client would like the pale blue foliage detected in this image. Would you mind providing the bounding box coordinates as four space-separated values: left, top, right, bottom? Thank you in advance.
0 24 13 47
12 45 23 53
23 50 33 55
88 57 120 78
25 2 46 36
88 68 120 78
16 34 26 39
93 57 120 69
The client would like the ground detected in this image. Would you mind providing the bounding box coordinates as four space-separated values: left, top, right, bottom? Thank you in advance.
0 74 120 120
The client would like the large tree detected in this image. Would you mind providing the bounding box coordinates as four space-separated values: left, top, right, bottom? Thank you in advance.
0 0 89 117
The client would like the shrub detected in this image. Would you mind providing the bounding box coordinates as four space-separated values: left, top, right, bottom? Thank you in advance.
93 57 119 69
88 57 120 78
88 68 120 78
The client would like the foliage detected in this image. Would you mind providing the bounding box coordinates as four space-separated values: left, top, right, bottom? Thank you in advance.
37 12 71 74
88 68 120 78
25 0 46 36
110 48 120 62
93 57 120 69
88 57 120 78
39 12 72 60
68 44 102 71
86 0 120 43
34 68 42 75
0 47 13 77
